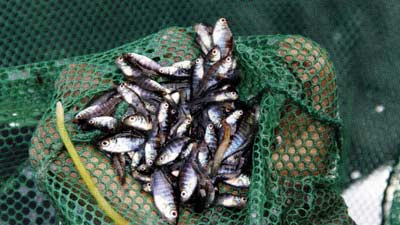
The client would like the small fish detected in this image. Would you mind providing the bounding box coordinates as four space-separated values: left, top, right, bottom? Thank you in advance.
137 163 151 173
195 23 213 54
152 170 178 224
142 182 152 193
207 105 224 128
125 83 162 102
133 76 172 94
172 60 192 69
145 127 159 167
115 55 142 78
98 133 145 153
123 114 152 131
197 142 210 169
157 102 170 145
88 116 118 131
225 109 243 133
191 57 204 97
75 91 121 120
212 18 233 58
125 53 161 75
170 116 192 138
223 174 250 188
112 153 126 184
156 137 191 166
192 91 238 105
117 82 148 116
161 82 190 91
206 46 221 64
127 150 144 169
204 124 218 153
222 113 256 160
179 160 198 202
159 66 190 78
216 194 247 208
180 142 195 159
217 164 241 179
132 170 152 183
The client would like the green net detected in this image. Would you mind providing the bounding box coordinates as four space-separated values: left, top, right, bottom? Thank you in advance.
1 24 354 224
1 1 399 224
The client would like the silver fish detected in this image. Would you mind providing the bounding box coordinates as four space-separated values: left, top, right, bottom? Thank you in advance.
157 101 170 144
179 160 197 202
206 46 222 64
207 105 224 128
123 114 152 131
156 137 191 166
98 133 145 153
193 91 238 105
152 170 178 224
191 57 204 97
197 142 210 169
133 76 172 94
125 52 161 75
222 113 255 160
125 83 162 102
212 18 233 58
204 123 218 153
225 109 243 133
195 23 213 54
127 150 143 169
75 92 121 120
142 182 152 193
172 60 192 69
180 142 195 159
216 194 247 208
223 174 250 188
132 170 152 183
117 82 148 116
88 116 118 131
145 128 159 167
115 55 142 78
159 66 190 78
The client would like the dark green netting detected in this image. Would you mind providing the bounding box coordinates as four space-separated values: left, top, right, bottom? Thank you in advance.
0 0 399 224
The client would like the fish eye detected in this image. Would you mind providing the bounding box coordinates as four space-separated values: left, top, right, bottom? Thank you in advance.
196 58 201 63
181 191 187 197
170 210 178 218
117 56 124 62
148 160 153 166
241 197 247 202
163 102 169 108
231 92 237 96
171 109 176 114
129 116 135 120
76 114 81 119
220 18 227 23
101 140 110 146
159 156 164 161
88 120 94 125
207 124 214 129
212 49 218 55
225 57 232 62
238 110 244 115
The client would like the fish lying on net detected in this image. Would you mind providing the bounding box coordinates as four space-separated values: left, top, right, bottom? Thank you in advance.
74 18 258 224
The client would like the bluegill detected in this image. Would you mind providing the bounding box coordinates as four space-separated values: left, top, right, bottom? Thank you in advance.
98 133 145 153
152 170 178 224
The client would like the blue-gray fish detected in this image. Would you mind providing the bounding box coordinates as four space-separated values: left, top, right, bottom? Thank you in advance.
75 91 121 120
98 133 145 153
204 123 218 153
179 160 198 202
125 52 161 75
156 137 191 166
115 55 142 78
195 23 213 54
123 114 152 131
216 194 247 208
88 116 118 131
212 18 233 58
152 170 178 224
223 174 250 188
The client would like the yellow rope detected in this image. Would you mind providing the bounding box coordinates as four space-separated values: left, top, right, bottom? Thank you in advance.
55 101 129 225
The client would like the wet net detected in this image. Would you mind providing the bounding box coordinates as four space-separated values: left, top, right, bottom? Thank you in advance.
1 1 398 225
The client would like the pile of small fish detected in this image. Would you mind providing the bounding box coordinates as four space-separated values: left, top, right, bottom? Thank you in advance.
74 18 258 224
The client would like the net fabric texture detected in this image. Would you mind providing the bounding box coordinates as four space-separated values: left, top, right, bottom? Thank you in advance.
0 26 354 224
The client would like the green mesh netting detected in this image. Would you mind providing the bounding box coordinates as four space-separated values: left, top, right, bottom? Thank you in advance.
1 1 399 224
1 25 354 224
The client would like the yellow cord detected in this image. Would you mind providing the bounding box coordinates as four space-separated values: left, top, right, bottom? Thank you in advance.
55 101 129 225
211 121 231 176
